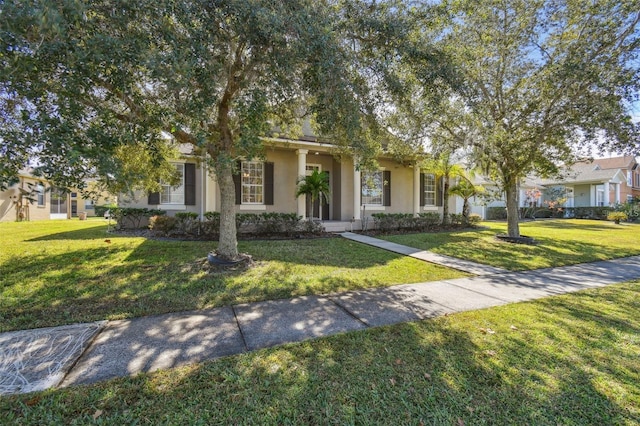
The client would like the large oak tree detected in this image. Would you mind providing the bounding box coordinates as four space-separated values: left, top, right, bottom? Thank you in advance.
1 0 385 259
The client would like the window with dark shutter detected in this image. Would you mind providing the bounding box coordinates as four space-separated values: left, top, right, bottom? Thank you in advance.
233 161 242 205
184 163 196 205
264 162 274 205
383 170 391 206
148 192 160 205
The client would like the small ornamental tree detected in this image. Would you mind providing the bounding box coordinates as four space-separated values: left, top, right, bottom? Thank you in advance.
295 170 330 220
432 0 640 238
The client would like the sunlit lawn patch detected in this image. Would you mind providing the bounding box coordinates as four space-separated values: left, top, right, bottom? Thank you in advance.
381 219 640 271
0 220 465 332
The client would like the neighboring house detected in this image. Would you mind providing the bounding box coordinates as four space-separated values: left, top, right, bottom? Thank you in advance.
467 176 543 219
0 172 114 223
120 134 455 231
541 156 639 207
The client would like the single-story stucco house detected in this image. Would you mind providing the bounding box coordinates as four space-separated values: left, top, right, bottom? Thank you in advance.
119 134 456 232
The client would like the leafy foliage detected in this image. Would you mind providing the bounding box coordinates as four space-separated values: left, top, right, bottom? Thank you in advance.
429 0 640 237
0 0 397 258
110 207 166 229
295 170 330 219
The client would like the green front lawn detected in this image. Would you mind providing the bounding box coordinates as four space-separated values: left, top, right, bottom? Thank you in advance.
381 219 640 271
3 281 638 424
0 220 465 332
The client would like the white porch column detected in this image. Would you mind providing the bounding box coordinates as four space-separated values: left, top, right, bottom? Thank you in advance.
615 182 621 204
296 149 308 219
353 163 361 220
604 181 610 206
413 164 421 216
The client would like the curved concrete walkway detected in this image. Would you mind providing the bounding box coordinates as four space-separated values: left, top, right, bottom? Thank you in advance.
2 240 639 395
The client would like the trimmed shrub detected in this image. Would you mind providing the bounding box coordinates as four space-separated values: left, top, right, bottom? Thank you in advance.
149 215 178 235
94 204 116 217
486 207 508 220
371 212 444 232
111 207 166 229
174 212 200 235
468 213 482 226
372 213 413 231
449 213 465 225
416 212 441 230
568 206 612 220
201 211 221 237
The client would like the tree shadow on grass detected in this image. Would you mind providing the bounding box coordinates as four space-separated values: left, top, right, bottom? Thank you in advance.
389 228 638 271
25 223 117 241
3 283 638 424
1 236 428 332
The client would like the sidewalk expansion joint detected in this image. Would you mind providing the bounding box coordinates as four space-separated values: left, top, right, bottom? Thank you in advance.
231 306 250 353
57 320 108 390
443 280 513 303
328 297 371 328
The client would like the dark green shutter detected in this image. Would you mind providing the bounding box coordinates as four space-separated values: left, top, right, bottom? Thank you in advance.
264 162 274 205
184 163 196 205
233 161 242 205
383 170 391 207
148 192 160 205
420 173 425 206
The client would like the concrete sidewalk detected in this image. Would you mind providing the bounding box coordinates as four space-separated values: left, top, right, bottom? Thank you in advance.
2 255 639 396
340 232 508 275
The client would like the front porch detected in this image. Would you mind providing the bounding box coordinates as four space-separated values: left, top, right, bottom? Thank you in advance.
320 220 363 233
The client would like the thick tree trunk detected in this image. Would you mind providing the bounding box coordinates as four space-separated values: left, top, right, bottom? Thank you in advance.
216 164 239 260
505 180 520 237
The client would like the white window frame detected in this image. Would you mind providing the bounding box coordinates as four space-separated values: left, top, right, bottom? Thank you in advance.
423 173 436 206
305 164 321 176
160 163 185 205
361 171 384 206
596 186 605 207
84 199 95 209
627 172 633 187
36 184 45 207
241 161 264 205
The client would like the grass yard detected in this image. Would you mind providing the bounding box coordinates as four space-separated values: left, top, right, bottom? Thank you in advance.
0 220 466 332
2 281 638 425
382 219 640 271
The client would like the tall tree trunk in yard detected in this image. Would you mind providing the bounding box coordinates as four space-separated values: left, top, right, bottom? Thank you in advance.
216 163 239 260
505 179 520 238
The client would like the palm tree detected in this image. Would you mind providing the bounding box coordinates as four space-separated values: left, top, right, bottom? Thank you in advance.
449 177 484 223
422 151 466 225
295 170 330 220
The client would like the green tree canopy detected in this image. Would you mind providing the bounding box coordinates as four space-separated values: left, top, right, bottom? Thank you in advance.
431 0 640 237
0 0 400 258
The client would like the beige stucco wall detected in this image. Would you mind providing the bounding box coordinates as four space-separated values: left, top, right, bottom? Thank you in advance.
120 160 203 216
118 148 451 222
